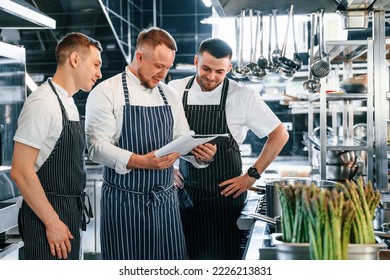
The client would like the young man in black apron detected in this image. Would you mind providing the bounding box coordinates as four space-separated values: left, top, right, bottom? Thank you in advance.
168 38 289 259
85 27 216 260
11 33 102 259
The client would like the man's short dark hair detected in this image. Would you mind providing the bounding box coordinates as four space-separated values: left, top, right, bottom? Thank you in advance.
56 32 102 65
197 38 232 60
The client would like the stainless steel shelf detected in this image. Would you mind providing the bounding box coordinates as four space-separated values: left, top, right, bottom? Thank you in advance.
321 136 368 151
309 93 368 101
324 38 390 63
307 37 378 182
307 24 390 187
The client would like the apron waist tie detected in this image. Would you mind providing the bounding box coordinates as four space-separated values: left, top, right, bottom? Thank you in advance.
103 180 174 207
46 191 93 231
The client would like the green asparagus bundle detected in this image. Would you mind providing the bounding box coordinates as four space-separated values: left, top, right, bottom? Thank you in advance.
276 176 380 260
277 181 310 244
335 177 380 244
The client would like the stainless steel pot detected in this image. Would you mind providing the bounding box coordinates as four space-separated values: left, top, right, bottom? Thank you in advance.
314 148 357 165
325 164 358 181
264 178 338 218
379 200 390 225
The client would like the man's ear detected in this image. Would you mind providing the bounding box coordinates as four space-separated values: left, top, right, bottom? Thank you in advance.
227 63 233 73
194 55 198 67
135 51 143 63
69 52 79 68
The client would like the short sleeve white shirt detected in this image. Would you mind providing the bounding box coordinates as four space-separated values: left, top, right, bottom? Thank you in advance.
168 76 281 144
13 80 80 171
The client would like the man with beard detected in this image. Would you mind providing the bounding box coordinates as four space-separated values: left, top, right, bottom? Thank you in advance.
168 38 289 260
85 27 216 260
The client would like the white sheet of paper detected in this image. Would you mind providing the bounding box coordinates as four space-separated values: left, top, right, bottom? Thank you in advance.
154 130 228 157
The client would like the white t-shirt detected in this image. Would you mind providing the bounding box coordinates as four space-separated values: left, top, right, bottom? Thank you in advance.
168 76 281 144
13 80 80 171
85 67 192 174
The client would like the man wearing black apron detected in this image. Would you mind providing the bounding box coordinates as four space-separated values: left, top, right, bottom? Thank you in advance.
169 38 289 259
11 33 102 259
85 27 216 260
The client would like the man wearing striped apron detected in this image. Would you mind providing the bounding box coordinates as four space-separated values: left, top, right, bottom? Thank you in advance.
86 27 216 260
11 33 102 259
168 38 289 259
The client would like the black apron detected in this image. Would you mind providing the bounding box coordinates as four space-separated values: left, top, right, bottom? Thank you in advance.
18 79 92 260
179 76 246 260
100 72 187 260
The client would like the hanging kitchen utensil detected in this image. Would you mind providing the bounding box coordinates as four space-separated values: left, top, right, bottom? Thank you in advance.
256 11 268 70
231 9 251 79
291 7 302 70
279 67 295 81
246 8 258 71
303 12 321 93
271 9 282 67
278 4 298 74
248 9 266 82
265 13 277 73
230 16 240 78
311 8 331 78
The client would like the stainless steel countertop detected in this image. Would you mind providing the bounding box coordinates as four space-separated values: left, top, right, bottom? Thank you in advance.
242 220 271 260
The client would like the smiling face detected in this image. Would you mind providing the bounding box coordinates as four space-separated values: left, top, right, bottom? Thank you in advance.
135 44 175 89
195 51 232 92
77 45 102 92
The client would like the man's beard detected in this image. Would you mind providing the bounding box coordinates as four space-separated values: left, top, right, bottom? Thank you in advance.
138 70 157 89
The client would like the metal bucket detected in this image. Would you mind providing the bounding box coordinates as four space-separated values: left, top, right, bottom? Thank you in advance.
378 193 390 226
273 234 385 260
265 178 338 218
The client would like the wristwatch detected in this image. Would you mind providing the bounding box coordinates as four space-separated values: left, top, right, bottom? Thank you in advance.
247 167 261 179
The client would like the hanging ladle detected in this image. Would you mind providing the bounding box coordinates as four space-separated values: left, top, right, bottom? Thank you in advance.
256 11 268 70
265 13 277 73
311 8 331 78
278 4 298 73
231 9 251 79
246 9 259 72
303 12 321 93
279 66 295 81
248 10 266 82
271 9 282 67
291 7 302 70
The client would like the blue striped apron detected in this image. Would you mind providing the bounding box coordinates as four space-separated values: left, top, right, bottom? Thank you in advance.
179 76 246 260
100 72 187 260
18 78 91 260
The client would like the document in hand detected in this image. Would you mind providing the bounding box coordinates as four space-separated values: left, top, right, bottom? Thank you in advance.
154 130 229 157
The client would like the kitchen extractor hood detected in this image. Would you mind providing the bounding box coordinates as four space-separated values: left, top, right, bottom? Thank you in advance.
0 0 55 29
215 0 381 16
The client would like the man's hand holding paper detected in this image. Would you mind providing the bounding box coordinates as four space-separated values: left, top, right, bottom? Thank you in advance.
191 143 216 163
154 130 227 158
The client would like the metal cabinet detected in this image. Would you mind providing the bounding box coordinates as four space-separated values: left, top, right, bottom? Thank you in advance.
308 10 390 190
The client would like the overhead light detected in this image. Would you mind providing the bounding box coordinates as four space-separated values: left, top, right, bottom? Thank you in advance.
200 7 223 24
200 16 221 24
202 0 212 8
0 0 56 29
